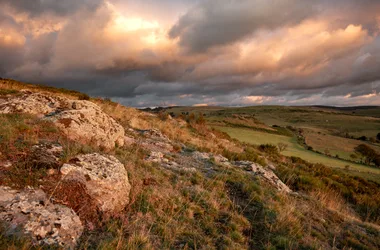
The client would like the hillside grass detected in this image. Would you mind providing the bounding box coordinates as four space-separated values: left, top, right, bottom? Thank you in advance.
168 106 380 139
1 79 380 249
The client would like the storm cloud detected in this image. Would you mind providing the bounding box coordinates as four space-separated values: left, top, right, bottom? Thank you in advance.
0 0 380 107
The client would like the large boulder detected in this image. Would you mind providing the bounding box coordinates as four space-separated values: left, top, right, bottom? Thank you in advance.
60 153 131 213
234 161 292 193
0 92 125 150
0 186 83 249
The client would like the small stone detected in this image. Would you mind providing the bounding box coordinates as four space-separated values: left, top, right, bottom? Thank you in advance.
0 160 12 168
47 169 58 175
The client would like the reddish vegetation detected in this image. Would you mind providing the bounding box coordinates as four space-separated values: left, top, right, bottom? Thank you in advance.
58 118 73 128
44 178 101 227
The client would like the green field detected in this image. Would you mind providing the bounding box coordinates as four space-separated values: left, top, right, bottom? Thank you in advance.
215 126 380 182
168 106 380 138
165 105 380 182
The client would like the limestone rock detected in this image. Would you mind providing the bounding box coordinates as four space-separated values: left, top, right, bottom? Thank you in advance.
192 151 210 161
0 186 83 249
234 161 292 193
146 151 195 172
0 92 61 117
60 153 131 213
192 152 230 166
51 102 125 150
213 154 230 166
0 92 125 150
146 151 165 163
141 129 170 142
138 128 174 153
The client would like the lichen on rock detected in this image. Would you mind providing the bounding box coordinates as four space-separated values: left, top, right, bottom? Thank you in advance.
0 92 125 150
0 186 83 249
60 153 131 213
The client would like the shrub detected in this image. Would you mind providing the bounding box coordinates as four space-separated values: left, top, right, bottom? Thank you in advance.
277 143 288 152
78 93 90 100
259 144 279 155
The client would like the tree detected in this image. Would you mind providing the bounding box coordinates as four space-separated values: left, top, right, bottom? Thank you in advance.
358 136 367 141
277 143 288 152
354 144 378 165
374 156 380 168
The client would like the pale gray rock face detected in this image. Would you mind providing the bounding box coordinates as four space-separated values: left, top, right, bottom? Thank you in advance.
146 151 196 172
192 152 230 166
60 153 131 213
0 186 83 249
192 151 211 161
0 92 125 150
234 161 292 193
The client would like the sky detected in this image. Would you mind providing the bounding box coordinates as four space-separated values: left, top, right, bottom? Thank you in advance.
1 0 380 107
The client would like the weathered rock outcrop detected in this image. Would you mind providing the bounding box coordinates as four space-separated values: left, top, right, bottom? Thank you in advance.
60 153 131 213
192 151 231 166
0 92 125 150
0 186 83 248
234 161 292 193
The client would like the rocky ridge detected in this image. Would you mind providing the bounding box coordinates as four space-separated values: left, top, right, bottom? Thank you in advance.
0 89 291 248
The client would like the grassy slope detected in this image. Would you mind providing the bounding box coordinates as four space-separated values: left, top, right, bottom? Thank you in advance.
168 105 380 138
1 79 380 249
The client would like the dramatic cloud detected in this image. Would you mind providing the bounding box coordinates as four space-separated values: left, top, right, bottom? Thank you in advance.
169 0 318 53
1 0 380 107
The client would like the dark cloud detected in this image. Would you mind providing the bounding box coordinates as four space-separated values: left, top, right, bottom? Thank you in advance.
0 0 102 16
169 0 317 53
1 0 380 107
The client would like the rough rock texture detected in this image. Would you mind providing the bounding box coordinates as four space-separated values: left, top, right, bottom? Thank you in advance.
28 142 63 168
0 92 125 150
192 151 210 161
234 161 292 193
141 129 170 142
0 186 83 248
146 151 196 172
0 91 61 116
213 154 231 166
192 152 231 166
60 153 131 213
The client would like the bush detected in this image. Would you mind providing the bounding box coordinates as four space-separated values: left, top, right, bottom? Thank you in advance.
259 144 279 155
277 143 288 152
78 93 90 100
